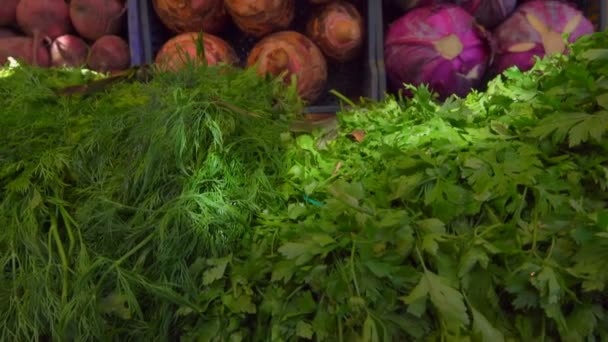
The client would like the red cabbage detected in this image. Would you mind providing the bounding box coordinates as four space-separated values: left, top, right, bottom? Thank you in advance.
452 0 517 28
493 0 595 74
384 4 491 99
391 0 447 12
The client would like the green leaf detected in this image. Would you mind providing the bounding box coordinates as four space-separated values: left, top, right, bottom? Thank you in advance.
470 305 505 342
403 270 469 330
295 321 314 339
596 93 608 109
364 260 393 278
580 48 608 61
458 247 490 278
99 292 132 320
203 255 231 285
531 267 563 304
222 293 256 314
361 315 380 342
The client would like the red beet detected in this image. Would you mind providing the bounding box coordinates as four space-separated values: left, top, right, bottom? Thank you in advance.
0 28 18 39
0 36 51 67
0 0 19 26
70 0 126 41
87 35 130 73
50 34 90 67
16 0 71 40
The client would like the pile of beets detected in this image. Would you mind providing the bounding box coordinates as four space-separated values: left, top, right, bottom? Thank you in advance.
0 0 130 73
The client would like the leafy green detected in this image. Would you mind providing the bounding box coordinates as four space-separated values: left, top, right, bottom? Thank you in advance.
2 30 608 342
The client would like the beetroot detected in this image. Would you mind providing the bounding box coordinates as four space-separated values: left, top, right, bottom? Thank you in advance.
224 0 295 38
247 31 328 103
87 35 130 73
50 35 90 67
306 1 364 62
0 28 18 39
16 0 71 40
0 36 51 67
155 32 239 71
0 0 19 27
70 0 126 41
152 0 228 34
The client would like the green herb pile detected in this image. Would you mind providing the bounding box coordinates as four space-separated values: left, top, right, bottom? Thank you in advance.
0 64 300 340
1 31 607 341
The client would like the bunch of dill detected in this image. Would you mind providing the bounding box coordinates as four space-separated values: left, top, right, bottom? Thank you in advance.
0 63 301 340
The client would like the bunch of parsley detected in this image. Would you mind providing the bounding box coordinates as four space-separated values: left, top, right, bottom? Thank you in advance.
174 31 608 341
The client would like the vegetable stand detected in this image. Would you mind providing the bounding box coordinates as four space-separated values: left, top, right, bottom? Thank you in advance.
130 0 381 115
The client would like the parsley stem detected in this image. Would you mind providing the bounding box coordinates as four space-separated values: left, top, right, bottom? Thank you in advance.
350 235 361 297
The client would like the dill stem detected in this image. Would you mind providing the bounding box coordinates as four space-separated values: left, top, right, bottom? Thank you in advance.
97 232 156 286
58 205 75 258
50 213 69 305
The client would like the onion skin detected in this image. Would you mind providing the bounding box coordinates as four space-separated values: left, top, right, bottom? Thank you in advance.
152 0 228 34
155 32 238 71
306 1 364 62
50 34 89 67
224 0 295 37
493 0 595 74
247 31 327 103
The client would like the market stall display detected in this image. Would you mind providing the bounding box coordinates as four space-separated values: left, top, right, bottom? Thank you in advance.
1 0 607 340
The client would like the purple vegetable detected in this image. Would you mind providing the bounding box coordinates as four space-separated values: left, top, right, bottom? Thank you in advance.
452 0 517 28
391 0 447 12
384 4 491 99
493 0 595 74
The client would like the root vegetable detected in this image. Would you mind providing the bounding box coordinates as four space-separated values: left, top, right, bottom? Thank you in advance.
0 36 51 67
70 0 126 41
306 1 364 62
87 35 130 73
247 31 327 103
0 28 18 39
16 0 71 40
155 32 238 71
50 35 89 67
0 0 19 26
224 0 295 37
152 0 228 34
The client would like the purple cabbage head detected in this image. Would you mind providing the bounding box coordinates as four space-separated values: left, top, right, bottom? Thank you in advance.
452 0 517 28
493 0 595 74
384 4 491 99
391 0 447 12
